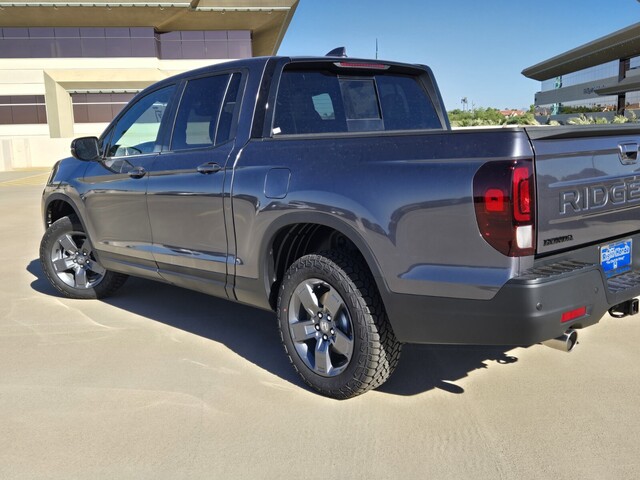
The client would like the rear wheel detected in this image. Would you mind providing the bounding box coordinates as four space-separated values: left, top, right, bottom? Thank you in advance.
277 251 401 399
40 215 128 299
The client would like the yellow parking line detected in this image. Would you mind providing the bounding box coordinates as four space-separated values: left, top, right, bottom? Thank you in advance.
0 173 49 187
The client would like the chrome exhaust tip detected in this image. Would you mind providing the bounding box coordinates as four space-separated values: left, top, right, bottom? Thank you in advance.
542 330 578 352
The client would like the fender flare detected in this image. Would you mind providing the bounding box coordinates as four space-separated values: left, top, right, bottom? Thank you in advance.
257 210 392 302
43 192 90 238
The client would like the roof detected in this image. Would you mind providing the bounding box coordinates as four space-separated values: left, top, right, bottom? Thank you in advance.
0 0 299 56
522 22 640 81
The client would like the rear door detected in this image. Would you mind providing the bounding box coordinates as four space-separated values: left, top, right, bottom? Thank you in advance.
530 125 640 263
146 71 244 297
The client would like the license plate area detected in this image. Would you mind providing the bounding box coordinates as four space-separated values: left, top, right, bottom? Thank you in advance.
600 239 632 277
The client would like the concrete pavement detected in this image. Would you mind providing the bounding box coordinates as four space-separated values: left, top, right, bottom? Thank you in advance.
1 170 640 479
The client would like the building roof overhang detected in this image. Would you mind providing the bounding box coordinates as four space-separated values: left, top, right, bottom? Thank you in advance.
595 75 640 95
0 0 298 55
522 22 640 81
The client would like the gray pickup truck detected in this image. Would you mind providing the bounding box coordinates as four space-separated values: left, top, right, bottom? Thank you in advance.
40 52 640 398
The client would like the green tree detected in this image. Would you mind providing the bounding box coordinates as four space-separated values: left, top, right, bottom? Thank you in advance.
448 107 506 127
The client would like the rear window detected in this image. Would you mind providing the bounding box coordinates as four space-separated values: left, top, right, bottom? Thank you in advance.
273 68 442 135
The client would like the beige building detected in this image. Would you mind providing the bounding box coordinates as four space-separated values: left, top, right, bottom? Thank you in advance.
0 0 298 171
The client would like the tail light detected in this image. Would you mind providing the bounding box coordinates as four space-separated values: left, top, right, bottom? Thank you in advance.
473 159 536 257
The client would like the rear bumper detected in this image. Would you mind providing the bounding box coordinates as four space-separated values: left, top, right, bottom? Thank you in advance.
384 262 640 345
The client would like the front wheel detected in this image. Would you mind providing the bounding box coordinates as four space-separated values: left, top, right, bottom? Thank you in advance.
39 215 128 299
277 251 401 399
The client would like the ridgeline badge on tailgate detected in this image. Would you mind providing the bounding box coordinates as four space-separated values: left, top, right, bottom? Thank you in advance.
560 178 640 214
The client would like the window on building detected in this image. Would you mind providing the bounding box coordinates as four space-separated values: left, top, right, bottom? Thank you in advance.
72 93 136 123
0 27 251 59
536 96 619 117
625 91 640 111
156 30 252 60
558 96 617 114
0 95 47 125
540 60 619 92
534 104 553 116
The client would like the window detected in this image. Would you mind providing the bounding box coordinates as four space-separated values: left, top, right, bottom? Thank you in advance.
312 93 335 119
274 70 345 134
341 79 380 119
72 93 136 123
170 74 241 151
0 95 47 125
216 73 242 145
107 85 174 157
0 27 155 59
156 30 252 60
377 75 441 130
0 27 251 59
626 91 640 110
273 68 442 135
340 78 382 132
540 60 619 92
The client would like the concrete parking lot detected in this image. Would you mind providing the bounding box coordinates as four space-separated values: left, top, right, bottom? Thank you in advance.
1 169 640 479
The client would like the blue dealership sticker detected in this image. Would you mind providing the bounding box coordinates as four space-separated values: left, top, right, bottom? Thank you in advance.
600 239 632 276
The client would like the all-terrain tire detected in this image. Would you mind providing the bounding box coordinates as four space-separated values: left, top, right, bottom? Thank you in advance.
277 250 401 399
40 215 128 299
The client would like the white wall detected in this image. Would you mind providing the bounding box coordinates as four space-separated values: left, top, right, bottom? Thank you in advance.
1 136 70 170
0 123 108 171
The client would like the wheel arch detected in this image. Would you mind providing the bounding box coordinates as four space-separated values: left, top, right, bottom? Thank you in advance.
259 212 389 310
43 193 86 232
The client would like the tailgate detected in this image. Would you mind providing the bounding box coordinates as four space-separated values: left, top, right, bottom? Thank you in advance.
527 125 640 255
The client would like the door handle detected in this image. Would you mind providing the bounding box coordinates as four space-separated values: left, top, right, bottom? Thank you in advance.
128 166 147 179
619 142 639 165
197 162 222 174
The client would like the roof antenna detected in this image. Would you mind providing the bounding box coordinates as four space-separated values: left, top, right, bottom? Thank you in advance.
375 38 378 59
325 47 347 57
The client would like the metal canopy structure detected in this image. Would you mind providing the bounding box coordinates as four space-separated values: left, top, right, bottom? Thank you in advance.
522 22 640 81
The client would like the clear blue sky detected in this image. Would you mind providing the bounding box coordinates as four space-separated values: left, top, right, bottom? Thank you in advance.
278 0 640 110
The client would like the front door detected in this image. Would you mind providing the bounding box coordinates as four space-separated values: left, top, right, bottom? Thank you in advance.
82 84 176 277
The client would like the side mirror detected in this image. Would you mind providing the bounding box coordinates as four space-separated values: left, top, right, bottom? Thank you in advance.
71 136 101 162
